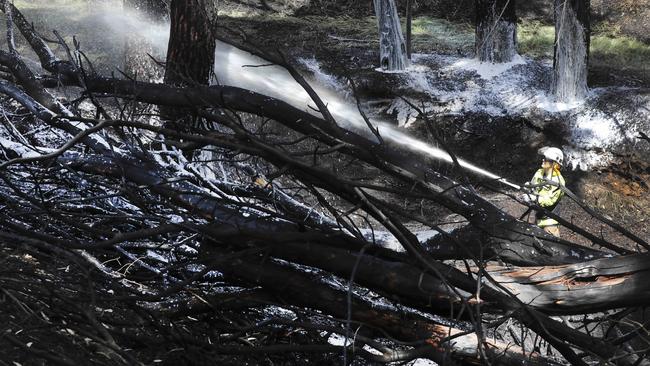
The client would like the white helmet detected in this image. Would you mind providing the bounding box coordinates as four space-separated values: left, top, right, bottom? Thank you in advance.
539 146 564 166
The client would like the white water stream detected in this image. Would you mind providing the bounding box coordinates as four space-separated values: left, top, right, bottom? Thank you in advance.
213 41 522 190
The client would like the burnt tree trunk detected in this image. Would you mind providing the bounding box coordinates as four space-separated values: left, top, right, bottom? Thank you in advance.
164 0 216 87
373 0 409 71
552 0 590 102
406 0 412 59
45 151 650 320
475 0 517 63
163 0 217 123
211 254 556 366
483 253 650 315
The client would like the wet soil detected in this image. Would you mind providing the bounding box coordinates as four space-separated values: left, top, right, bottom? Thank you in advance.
2 3 650 365
217 9 650 249
421 114 650 251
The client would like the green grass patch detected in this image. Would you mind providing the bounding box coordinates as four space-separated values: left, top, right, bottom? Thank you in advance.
223 15 476 54
221 14 378 42
310 15 378 40
14 0 87 10
591 34 650 71
225 14 650 75
517 21 555 58
410 17 474 52
516 20 649 71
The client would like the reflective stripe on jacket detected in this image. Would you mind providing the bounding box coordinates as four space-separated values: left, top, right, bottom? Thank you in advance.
530 169 565 227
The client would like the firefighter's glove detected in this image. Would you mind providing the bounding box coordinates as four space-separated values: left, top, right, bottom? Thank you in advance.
521 192 536 204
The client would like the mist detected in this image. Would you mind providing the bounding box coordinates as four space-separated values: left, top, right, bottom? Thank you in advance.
0 1 531 188
1 1 169 74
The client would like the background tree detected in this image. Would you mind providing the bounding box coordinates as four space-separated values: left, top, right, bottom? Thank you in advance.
373 0 409 70
552 0 590 102
164 0 216 87
475 0 517 63
162 0 217 123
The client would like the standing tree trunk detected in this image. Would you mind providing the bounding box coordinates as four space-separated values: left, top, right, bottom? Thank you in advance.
552 0 590 102
475 0 517 63
405 0 412 60
373 0 409 71
163 0 217 121
164 0 216 87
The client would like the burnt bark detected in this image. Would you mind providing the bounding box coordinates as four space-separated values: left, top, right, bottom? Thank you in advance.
475 0 517 62
552 0 590 102
213 253 556 366
483 253 650 315
164 0 216 87
373 0 409 71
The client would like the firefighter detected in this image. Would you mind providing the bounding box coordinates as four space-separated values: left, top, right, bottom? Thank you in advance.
524 147 566 237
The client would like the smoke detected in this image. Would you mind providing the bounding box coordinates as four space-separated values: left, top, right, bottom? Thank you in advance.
213 41 371 134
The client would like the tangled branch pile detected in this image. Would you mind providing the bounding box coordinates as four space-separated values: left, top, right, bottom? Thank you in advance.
0 3 649 365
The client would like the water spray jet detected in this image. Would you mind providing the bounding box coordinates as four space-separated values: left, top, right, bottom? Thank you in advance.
213 41 523 191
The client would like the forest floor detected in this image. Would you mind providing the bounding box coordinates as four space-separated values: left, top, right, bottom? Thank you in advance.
215 10 650 253
1 2 650 365
217 0 650 86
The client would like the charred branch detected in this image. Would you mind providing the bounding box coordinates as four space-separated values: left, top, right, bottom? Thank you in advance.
0 3 648 365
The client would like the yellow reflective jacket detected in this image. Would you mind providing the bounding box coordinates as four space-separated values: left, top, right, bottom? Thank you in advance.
530 169 565 227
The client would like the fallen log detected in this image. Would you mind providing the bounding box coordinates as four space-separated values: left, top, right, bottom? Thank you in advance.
44 153 650 365
242 238 650 316
213 252 559 366
0 1 608 266
481 253 650 315
82 77 605 266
